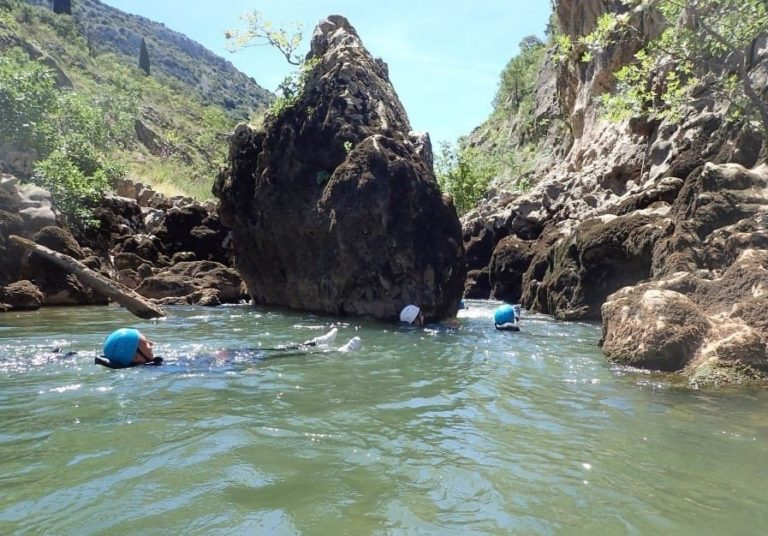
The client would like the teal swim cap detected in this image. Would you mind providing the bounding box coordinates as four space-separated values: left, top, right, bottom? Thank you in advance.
494 304 516 325
103 328 140 368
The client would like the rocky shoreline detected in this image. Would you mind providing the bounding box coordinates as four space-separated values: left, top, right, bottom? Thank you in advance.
0 174 248 312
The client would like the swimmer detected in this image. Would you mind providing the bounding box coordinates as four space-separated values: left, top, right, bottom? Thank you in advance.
96 327 358 369
98 328 158 369
494 304 521 332
399 304 424 326
399 304 460 330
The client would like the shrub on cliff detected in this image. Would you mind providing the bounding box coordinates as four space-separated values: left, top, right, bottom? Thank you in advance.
575 0 768 144
494 35 545 114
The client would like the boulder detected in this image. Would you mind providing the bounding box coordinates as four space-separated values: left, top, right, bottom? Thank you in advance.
1 175 56 284
602 250 768 385
671 163 768 240
214 15 465 321
16 183 58 234
76 194 146 255
153 205 231 265
601 284 710 371
0 280 43 311
25 226 107 306
522 212 672 319
134 119 166 156
135 260 245 305
464 269 491 299
489 236 535 303
113 234 167 267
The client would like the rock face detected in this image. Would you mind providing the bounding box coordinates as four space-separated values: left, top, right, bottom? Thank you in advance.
460 0 768 385
215 15 465 321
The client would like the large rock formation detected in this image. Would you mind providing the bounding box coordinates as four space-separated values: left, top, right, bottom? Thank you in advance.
461 0 768 385
215 15 465 321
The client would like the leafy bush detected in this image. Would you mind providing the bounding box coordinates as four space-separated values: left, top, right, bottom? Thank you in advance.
267 57 320 120
32 150 120 229
0 48 58 151
573 0 768 140
0 47 132 227
435 141 499 215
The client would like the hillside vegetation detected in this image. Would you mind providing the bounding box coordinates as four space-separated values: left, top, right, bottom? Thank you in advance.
435 34 549 214
26 0 271 120
0 0 272 224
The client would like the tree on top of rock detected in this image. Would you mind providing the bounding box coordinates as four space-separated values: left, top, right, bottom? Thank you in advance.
53 0 71 15
138 38 150 76
225 11 309 119
225 11 304 65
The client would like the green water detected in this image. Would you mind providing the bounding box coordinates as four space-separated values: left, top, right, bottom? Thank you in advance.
1 302 767 535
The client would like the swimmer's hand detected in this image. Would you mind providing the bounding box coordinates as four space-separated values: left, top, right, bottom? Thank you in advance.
305 328 338 347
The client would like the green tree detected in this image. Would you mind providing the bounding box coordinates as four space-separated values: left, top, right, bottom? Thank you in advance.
0 0 20 12
494 35 545 112
580 0 768 141
138 37 150 76
0 49 58 152
435 141 499 215
226 11 313 118
53 0 71 15
0 48 131 228
225 11 304 65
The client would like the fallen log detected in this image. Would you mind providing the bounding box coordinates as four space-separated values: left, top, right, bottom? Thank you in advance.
9 234 166 319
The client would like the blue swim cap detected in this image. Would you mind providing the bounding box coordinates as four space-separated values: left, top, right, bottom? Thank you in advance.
103 328 140 368
494 304 516 325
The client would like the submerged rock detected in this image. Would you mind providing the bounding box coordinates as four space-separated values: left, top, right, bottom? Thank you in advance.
215 15 465 321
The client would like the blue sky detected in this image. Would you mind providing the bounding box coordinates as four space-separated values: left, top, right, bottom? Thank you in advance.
101 1 552 145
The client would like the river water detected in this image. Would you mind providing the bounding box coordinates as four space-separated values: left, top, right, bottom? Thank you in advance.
1 302 766 535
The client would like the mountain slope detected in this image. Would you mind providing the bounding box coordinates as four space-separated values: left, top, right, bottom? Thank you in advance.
1 0 272 201
26 0 272 120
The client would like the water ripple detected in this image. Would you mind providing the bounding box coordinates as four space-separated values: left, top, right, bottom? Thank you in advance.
1 303 767 533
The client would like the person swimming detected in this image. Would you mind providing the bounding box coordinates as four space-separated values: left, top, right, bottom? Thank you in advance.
96 327 358 369
98 328 159 369
494 304 521 331
399 304 460 330
399 304 424 326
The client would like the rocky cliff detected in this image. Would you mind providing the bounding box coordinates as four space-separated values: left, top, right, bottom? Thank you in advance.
463 0 768 386
215 15 465 322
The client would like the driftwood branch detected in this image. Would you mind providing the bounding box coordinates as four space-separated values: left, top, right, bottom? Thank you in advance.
9 235 166 319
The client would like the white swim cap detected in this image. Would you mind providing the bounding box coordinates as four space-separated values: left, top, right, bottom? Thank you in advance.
399 305 421 324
